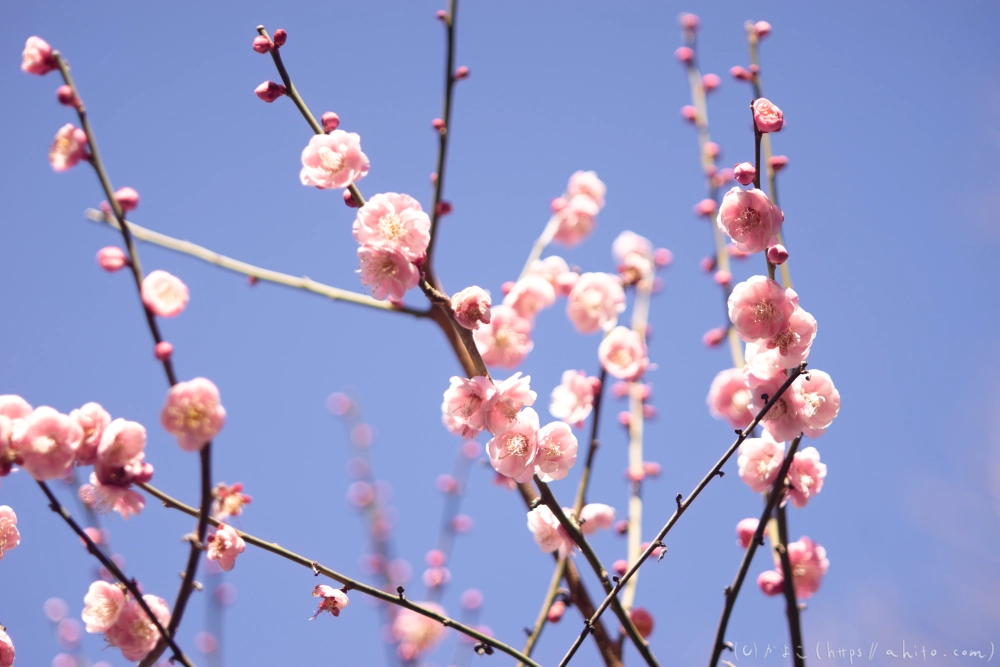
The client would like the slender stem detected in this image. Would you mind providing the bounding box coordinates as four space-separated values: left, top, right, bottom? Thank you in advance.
419 278 491 378
775 503 806 667
85 209 429 318
256 25 365 208
534 478 660 667
37 481 194 667
518 556 567 665
557 364 806 667
517 214 562 282
425 0 458 267
51 52 212 667
750 101 776 282
138 482 541 667
573 368 607 514
707 435 802 667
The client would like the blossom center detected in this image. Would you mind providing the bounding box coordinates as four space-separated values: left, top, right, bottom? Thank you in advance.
771 328 799 351
32 435 58 454
799 391 824 418
319 147 346 173
752 300 780 323
379 213 404 240
763 398 787 421
505 433 529 457
609 349 633 368
460 395 482 418
735 207 762 236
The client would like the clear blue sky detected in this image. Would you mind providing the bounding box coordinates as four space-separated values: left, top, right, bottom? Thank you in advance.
3 1 999 666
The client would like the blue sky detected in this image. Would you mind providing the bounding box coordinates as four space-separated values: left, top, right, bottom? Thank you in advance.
3 1 1000 666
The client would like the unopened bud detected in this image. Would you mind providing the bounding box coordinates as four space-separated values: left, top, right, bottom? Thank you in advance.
758 570 784 596
272 29 287 47
734 162 756 185
628 608 654 639
547 600 566 623
767 244 788 265
704 141 720 159
714 270 732 286
115 187 139 212
255 81 286 103
679 13 700 32
702 73 721 92
730 66 753 81
700 256 717 272
454 65 469 79
654 248 673 267
680 105 697 124
693 198 717 217
432 118 446 133
736 518 759 549
752 98 784 133
435 9 448 21
56 85 77 106
343 189 359 208
702 327 727 348
435 201 452 216
769 155 789 172
96 247 129 273
674 46 694 65
613 559 628 576
321 111 340 132
154 341 174 362
753 21 772 38
252 36 272 53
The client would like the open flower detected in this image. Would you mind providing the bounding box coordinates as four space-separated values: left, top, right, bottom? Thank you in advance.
567 170 606 208
579 503 616 534
49 124 89 172
69 402 111 466
96 419 146 469
310 584 350 619
598 326 649 381
737 431 785 493
474 305 534 368
485 407 540 482
0 506 20 560
786 447 826 508
300 131 369 189
485 373 537 435
161 378 226 451
549 370 599 428
728 276 795 342
357 242 419 301
503 275 556 320
82 581 125 633
13 406 82 480
451 286 492 330
392 604 446 659
527 505 575 558
552 195 600 246
567 273 625 333
441 375 493 438
80 472 146 519
787 536 829 599
716 187 783 255
22 36 56 75
206 524 246 572
707 367 753 427
790 370 841 439
141 270 189 317
352 193 430 261
104 595 171 661
534 421 578 482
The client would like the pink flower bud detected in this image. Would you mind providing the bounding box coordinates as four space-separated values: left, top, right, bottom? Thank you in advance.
435 201 452 216
252 36 272 53
734 162 756 185
767 244 788 265
749 64 759 75
641 541 663 558
435 473 457 493
628 608 654 639
702 73 721 92
643 461 662 477
272 29 287 47
754 21 772 38
730 65 753 81
614 520 629 535
460 588 483 609
679 13 700 32
613 559 628 576
758 570 784 596
455 65 469 79
432 117 446 133
643 404 657 419
21 36 56 75
154 341 174 361
715 167 735 186
704 141 720 159
700 256 716 272
753 98 783 132
626 468 645 482
714 270 731 285
342 189 358 208
674 46 694 65
736 518 759 548
255 81 286 103
702 326 727 348
653 248 673 267
617 411 631 426
693 198 717 217
96 247 128 272
56 85 76 106
769 155 789 172
451 514 473 533
436 9 448 21
115 187 139 212
547 600 566 623
425 549 447 567
321 111 340 132
680 105 697 123
462 441 480 459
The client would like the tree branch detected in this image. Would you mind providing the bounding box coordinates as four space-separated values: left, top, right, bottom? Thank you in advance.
424 0 458 268
775 502 806 667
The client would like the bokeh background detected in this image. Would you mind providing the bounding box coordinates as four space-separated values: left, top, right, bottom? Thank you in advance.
3 1 999 665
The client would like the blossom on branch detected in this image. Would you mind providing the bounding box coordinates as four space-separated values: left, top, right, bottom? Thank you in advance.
598 326 649 381
728 276 795 342
534 421 578 482
486 407 540 482
567 273 625 333
160 377 226 451
441 375 493 438
485 372 537 435
786 446 826 508
474 305 533 368
21 36 56 75
357 243 419 301
141 270 189 318
716 187 783 255
451 286 492 330
49 124 89 171
707 368 753 428
392 604 446 660
12 407 82 480
300 130 369 190
70 402 111 466
788 536 829 599
527 504 574 558
310 585 349 619
549 370 599 428
103 595 171 661
206 524 246 572
81 581 125 633
352 193 430 261
0 506 19 560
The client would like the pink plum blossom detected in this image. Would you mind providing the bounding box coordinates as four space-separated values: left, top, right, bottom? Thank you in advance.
786 446 826 508
82 581 125 633
441 375 493 438
321 111 340 132
80 473 146 519
765 307 817 369
104 595 171 661
579 503 616 535
141 270 189 317
503 274 556 320
309 585 349 619
206 524 246 572
534 421 578 482
13 406 82 480
598 326 649 381
549 370 598 428
392 603 446 659
96 247 129 272
734 162 756 186
758 570 784 596
485 373 537 435
567 273 626 334
49 124 89 171
451 286 492 330
212 482 252 520
767 244 789 265
70 402 111 466
352 193 430 261
754 21 773 38
791 370 841 438
743 341 785 389
474 305 534 368
736 518 759 548
728 276 795 342
357 243 419 301
707 368 754 427
748 374 803 442
22 36 56 75
629 608 654 639
527 255 571 292
753 98 784 132
161 377 226 451
0 626 12 667
115 187 139 212
716 187 783 254
612 230 654 263
0 506 19 560
567 170 606 208
486 407 540 483
737 431 786 493
300 130 369 189
0 396 32 421
527 505 574 558
96 419 146 469
787 536 829 599
552 194 600 246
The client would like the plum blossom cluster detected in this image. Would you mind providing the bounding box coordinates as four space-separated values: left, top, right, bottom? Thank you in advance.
550 170 607 246
756 536 829 599
526 502 616 558
80 580 172 661
352 192 430 302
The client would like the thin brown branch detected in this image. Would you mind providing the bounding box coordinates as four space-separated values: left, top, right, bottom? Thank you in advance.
425 0 458 267
775 502 806 667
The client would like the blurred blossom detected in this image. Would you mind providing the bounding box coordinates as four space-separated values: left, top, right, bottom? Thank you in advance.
44 597 68 622
195 631 218 654
215 582 238 605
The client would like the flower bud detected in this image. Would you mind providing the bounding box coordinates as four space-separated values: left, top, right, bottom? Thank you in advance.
321 111 340 132
767 244 788 265
154 341 174 362
734 162 756 185
736 518 759 548
643 461 661 477
115 187 139 212
693 198 717 217
749 64 759 75
704 141 720 159
679 13 699 32
714 270 732 286
56 85 77 106
628 608 654 639
614 520 629 535
432 117 446 132
435 201 452 216
96 247 128 272
654 248 673 267
769 155 789 172
754 21 772 38
752 98 784 133
730 65 753 81
680 105 698 123
272 29 287 47
613 559 628 575
700 256 716 272
715 167 735 186
702 327 727 348
702 73 721 92
758 570 784 596
547 600 566 623
674 46 694 65
454 65 469 79
343 189 358 208
617 411 631 427
255 81 286 103
435 9 448 21
252 36 272 53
